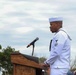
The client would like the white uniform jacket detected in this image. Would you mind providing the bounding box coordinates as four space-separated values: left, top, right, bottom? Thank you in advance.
44 28 71 69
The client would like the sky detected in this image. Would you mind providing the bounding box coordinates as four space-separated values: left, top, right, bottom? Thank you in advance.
0 0 76 60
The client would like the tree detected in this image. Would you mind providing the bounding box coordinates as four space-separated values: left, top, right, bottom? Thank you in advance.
0 44 2 49
70 56 76 71
39 57 46 63
0 46 19 75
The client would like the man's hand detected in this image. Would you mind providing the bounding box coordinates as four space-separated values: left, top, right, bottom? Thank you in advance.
40 63 50 70
42 63 49 67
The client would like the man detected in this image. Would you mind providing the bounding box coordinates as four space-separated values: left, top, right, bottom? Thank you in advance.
42 17 71 75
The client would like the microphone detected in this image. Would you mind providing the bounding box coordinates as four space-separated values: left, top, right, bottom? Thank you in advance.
27 37 39 48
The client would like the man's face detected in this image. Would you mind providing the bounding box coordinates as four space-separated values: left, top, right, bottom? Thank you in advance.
49 22 58 33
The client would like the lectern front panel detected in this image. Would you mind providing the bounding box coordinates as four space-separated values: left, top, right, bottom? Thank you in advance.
14 64 36 75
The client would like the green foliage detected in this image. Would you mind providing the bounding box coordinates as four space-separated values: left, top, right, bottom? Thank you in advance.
39 57 46 63
70 56 76 72
0 45 2 49
0 46 18 75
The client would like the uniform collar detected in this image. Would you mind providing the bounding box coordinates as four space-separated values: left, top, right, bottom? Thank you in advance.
57 28 72 40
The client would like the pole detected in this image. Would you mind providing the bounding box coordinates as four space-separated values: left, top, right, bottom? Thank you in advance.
32 44 35 56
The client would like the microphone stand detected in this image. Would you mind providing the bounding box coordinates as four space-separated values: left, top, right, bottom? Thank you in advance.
26 37 39 56
32 43 35 56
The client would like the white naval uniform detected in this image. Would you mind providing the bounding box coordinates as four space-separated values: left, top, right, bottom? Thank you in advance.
44 28 71 75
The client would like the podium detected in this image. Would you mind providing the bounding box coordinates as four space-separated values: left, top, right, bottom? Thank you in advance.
11 52 43 75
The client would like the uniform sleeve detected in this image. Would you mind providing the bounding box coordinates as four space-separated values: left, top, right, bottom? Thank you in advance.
44 32 67 65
